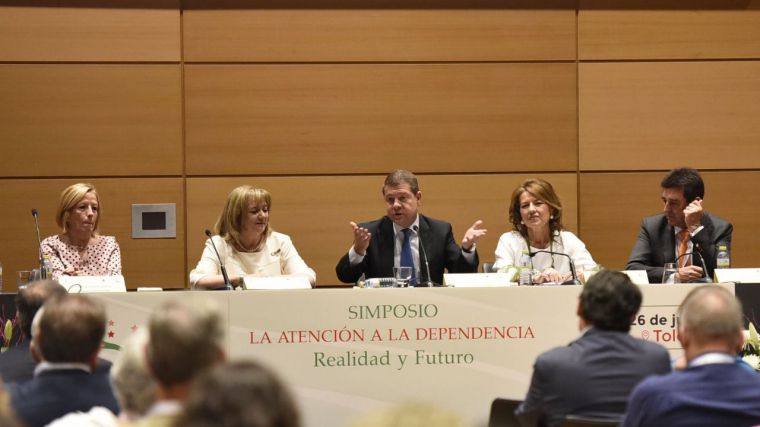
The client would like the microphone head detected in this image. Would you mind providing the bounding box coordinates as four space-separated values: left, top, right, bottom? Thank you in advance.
204 229 213 237
412 225 419 232
31 208 38 217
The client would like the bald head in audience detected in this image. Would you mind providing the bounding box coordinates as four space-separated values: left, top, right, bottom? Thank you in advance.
678 285 744 360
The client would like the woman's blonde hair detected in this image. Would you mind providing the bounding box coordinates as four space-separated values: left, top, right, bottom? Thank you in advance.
214 185 272 249
509 178 563 240
56 183 100 233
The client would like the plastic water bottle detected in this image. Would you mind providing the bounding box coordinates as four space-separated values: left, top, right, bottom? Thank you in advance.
42 255 53 279
518 250 533 286
716 245 730 269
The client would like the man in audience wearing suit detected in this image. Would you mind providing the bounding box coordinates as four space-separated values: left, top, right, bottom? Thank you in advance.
136 299 225 427
7 293 119 427
336 169 485 286
626 167 732 284
0 280 111 384
623 286 760 427
516 270 671 427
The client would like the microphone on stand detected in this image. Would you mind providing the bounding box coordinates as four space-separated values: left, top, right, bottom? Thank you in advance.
412 225 438 287
528 250 581 285
31 209 46 278
205 230 232 290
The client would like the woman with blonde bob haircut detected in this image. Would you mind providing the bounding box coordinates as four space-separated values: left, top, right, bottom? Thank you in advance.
41 183 122 279
190 185 316 289
493 178 595 284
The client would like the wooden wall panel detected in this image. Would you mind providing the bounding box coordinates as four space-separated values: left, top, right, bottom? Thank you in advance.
185 63 577 175
184 9 575 62
579 171 759 273
579 8 760 60
0 4 181 62
0 178 185 291
0 64 183 177
186 173 576 286
579 62 760 171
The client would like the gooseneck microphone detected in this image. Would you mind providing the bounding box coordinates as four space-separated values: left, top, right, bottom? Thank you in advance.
205 229 232 290
412 225 438 287
31 209 46 277
528 250 581 285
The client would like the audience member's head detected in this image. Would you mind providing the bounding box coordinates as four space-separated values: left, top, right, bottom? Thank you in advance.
30 293 106 367
110 328 155 421
578 270 642 333
146 299 224 391
175 360 300 427
349 403 467 427
677 286 743 360
14 279 66 339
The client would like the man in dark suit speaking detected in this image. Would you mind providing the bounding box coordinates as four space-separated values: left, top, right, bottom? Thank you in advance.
516 270 670 427
336 169 485 286
623 286 760 427
626 167 732 284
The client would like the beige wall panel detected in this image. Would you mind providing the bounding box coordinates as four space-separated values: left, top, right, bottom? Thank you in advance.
579 7 760 60
185 64 577 175
0 4 180 62
186 174 576 286
184 9 575 62
0 64 183 177
0 178 185 291
579 62 760 171
580 172 759 272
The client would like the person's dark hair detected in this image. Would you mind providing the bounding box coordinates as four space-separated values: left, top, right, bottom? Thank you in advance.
15 280 66 338
579 270 642 332
661 167 704 202
36 294 106 364
146 300 223 387
382 169 419 194
174 360 300 427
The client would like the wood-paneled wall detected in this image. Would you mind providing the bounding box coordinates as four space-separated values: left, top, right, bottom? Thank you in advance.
1 1 758 289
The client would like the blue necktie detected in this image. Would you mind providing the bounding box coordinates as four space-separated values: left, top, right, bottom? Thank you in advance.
400 228 417 286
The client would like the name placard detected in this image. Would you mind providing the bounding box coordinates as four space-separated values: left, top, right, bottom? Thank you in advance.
243 276 312 290
714 268 760 284
621 270 650 285
443 273 515 288
58 275 127 293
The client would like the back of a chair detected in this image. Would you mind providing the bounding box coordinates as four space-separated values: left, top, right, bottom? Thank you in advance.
560 414 621 427
488 398 522 427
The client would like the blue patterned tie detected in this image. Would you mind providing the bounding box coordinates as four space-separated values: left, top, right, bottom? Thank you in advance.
400 228 417 286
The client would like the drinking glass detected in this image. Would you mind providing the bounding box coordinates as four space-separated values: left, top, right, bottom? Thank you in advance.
662 263 678 284
17 270 32 290
393 266 413 288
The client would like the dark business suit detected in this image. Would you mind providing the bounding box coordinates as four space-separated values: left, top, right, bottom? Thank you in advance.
516 328 671 427
0 340 112 384
623 362 760 427
335 214 478 285
8 368 120 427
625 212 732 284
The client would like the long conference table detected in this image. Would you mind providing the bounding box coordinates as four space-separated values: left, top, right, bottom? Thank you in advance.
85 283 733 427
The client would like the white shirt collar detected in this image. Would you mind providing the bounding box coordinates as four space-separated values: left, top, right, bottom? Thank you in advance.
146 400 183 417
34 361 92 376
688 352 735 368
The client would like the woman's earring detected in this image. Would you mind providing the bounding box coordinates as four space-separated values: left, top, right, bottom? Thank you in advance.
520 220 525 225
550 215 554 219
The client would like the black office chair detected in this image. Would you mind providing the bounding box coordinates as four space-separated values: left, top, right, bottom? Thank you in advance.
488 398 539 427
560 414 621 427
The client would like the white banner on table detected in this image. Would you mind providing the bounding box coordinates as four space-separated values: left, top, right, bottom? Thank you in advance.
92 283 731 427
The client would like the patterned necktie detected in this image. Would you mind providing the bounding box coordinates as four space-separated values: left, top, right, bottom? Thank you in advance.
400 228 417 286
678 229 691 267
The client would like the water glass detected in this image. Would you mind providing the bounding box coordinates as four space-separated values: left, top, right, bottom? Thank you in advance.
17 270 32 289
393 266 413 288
662 263 678 284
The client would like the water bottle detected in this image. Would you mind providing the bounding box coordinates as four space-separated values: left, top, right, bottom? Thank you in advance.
518 250 533 286
42 255 53 280
716 245 730 269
